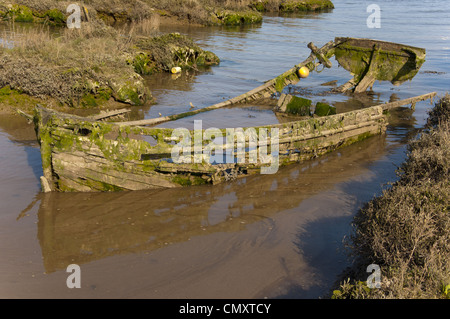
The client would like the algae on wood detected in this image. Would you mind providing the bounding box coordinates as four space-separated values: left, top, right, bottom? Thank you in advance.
334 37 426 92
33 103 388 192
314 102 336 116
277 94 311 116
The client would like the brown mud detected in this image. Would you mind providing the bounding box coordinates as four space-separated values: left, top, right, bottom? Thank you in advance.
0 116 398 298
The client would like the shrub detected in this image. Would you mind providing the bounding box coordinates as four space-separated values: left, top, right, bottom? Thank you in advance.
332 96 450 299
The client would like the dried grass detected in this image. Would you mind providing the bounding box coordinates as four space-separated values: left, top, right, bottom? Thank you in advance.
0 19 137 105
0 12 218 107
332 96 450 299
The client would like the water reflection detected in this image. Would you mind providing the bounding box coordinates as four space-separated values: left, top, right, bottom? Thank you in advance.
144 68 212 92
32 132 389 274
0 114 37 146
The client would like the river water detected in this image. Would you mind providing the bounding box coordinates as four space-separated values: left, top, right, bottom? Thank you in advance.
0 0 449 298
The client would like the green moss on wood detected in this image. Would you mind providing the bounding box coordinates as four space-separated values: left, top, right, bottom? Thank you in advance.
32 100 387 192
99 181 125 192
274 72 300 92
335 42 426 85
314 102 336 116
286 96 311 116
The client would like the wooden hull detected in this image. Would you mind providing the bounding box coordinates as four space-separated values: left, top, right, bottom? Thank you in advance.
334 37 426 86
34 105 387 192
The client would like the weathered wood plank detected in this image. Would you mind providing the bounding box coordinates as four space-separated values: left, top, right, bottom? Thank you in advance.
52 152 178 190
379 92 437 110
88 109 131 121
353 45 380 93
308 42 333 68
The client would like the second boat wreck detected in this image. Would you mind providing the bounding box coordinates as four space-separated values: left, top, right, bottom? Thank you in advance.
25 37 435 192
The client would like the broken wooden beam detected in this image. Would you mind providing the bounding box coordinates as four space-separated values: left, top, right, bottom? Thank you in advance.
379 92 437 111
353 45 380 93
88 108 131 121
308 42 332 68
332 78 357 93
16 109 33 122
40 176 52 193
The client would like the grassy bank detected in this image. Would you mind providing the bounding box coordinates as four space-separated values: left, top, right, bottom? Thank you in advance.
0 0 334 26
0 0 334 112
332 96 450 299
0 17 219 113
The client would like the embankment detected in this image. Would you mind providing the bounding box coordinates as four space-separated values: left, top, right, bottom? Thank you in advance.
0 1 334 26
0 18 219 113
332 95 450 299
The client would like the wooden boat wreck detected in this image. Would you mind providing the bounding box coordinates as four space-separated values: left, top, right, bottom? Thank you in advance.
24 37 435 192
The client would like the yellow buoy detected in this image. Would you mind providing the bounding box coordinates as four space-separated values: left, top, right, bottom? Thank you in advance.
298 66 310 78
171 66 182 74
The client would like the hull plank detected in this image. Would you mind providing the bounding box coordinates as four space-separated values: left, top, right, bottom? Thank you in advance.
34 104 388 192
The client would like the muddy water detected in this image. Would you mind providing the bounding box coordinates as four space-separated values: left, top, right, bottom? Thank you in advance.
1 0 450 298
